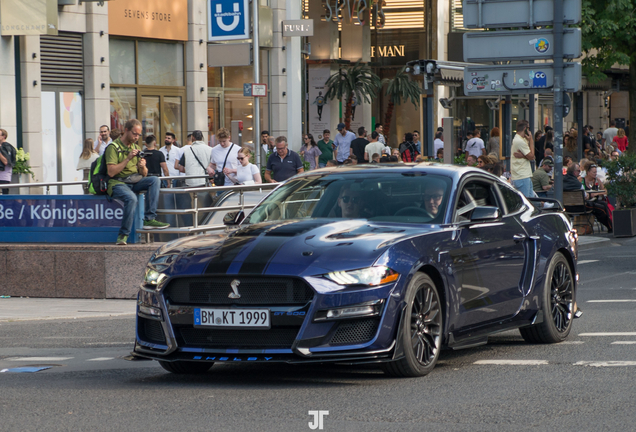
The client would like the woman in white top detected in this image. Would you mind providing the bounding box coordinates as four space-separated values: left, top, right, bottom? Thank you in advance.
229 147 262 185
77 138 99 194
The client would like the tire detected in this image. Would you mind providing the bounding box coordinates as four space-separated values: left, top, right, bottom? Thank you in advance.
159 361 213 375
520 251 574 344
383 273 443 377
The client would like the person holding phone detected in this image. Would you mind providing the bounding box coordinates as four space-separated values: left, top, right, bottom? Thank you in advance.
510 119 535 197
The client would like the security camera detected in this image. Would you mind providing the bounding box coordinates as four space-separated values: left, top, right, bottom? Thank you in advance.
519 100 529 110
439 97 454 109
486 99 500 110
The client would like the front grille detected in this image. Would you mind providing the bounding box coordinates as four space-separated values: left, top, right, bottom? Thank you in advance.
164 277 314 305
330 319 380 345
177 327 299 348
138 317 166 344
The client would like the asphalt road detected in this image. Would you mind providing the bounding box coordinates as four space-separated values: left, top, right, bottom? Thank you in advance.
2 237 636 431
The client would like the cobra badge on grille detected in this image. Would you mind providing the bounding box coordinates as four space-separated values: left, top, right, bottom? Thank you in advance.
228 279 241 299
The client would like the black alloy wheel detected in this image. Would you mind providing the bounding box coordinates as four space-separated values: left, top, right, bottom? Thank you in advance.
384 273 443 377
520 251 574 343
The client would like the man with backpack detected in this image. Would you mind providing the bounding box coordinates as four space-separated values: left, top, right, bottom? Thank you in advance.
105 119 169 245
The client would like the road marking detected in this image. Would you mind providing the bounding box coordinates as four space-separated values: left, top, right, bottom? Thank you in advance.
575 361 636 367
587 300 636 303
474 360 548 366
87 357 115 362
579 332 636 336
562 341 585 344
611 341 636 345
577 260 599 265
5 357 73 362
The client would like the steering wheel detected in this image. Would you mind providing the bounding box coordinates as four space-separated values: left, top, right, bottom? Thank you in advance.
394 206 430 217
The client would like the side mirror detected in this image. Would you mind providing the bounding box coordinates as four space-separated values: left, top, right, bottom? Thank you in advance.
223 210 245 226
469 206 500 222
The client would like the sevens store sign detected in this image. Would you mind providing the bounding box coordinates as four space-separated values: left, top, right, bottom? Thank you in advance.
208 0 250 41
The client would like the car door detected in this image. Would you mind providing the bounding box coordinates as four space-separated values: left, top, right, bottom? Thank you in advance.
450 177 527 330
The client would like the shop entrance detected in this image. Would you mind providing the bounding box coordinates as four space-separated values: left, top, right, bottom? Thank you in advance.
139 92 185 145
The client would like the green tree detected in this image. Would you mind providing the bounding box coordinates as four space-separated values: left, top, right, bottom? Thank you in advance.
381 67 423 145
581 0 636 151
324 62 381 131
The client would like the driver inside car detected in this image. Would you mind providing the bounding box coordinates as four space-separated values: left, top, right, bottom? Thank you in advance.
422 181 445 219
337 186 366 218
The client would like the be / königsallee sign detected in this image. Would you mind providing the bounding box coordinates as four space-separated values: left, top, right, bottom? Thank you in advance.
0 196 142 243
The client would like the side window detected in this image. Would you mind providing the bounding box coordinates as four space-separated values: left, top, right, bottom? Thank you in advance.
454 181 498 222
498 184 525 214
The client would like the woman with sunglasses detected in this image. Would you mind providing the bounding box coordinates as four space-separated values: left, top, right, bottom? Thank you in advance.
299 133 322 171
228 147 262 185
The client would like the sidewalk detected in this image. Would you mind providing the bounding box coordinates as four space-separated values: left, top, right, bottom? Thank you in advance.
0 298 136 322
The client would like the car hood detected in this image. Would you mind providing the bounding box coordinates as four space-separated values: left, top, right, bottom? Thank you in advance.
154 219 437 277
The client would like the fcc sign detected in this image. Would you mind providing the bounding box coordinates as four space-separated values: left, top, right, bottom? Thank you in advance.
208 0 250 41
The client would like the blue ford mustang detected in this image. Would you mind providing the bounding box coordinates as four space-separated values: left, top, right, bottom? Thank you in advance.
134 164 579 377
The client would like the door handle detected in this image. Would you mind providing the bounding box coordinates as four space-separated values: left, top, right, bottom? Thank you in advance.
513 234 527 242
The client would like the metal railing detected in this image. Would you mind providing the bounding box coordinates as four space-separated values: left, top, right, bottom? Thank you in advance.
0 174 224 194
144 182 278 237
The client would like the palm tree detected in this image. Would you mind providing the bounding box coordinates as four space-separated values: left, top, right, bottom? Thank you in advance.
324 62 381 130
382 67 423 144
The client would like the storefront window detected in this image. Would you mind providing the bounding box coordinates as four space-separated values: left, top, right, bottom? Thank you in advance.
164 96 183 142
207 49 271 148
109 38 185 143
138 41 184 86
224 91 254 144
110 88 137 131
109 39 136 85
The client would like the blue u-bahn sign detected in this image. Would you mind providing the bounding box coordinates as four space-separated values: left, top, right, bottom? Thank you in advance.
208 0 250 41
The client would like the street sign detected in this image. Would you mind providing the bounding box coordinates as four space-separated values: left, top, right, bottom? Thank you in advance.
462 0 581 28
463 28 581 62
251 83 267 97
208 0 250 41
463 63 582 95
243 83 268 97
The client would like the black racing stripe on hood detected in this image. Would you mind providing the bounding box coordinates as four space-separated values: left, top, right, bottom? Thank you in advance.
238 236 288 274
204 236 254 274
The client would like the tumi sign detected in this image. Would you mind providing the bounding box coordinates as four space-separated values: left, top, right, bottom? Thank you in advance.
282 20 314 37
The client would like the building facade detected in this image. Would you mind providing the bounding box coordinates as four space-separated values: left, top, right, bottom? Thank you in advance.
0 0 630 194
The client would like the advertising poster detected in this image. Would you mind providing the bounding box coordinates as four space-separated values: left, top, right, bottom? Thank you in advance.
308 66 332 140
59 92 84 195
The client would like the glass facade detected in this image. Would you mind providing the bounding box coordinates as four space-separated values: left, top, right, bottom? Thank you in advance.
109 38 186 144
207 51 270 147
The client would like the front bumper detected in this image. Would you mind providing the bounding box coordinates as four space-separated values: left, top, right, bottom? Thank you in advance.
133 275 403 364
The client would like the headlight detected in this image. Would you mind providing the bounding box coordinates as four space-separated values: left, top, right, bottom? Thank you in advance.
144 268 168 287
325 266 399 286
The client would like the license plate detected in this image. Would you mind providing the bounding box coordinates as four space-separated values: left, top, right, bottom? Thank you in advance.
194 308 270 329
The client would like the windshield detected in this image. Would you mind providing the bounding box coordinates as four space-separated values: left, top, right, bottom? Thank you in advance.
244 172 453 225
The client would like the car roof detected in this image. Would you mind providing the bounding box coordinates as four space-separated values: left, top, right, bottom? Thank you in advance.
300 163 496 183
